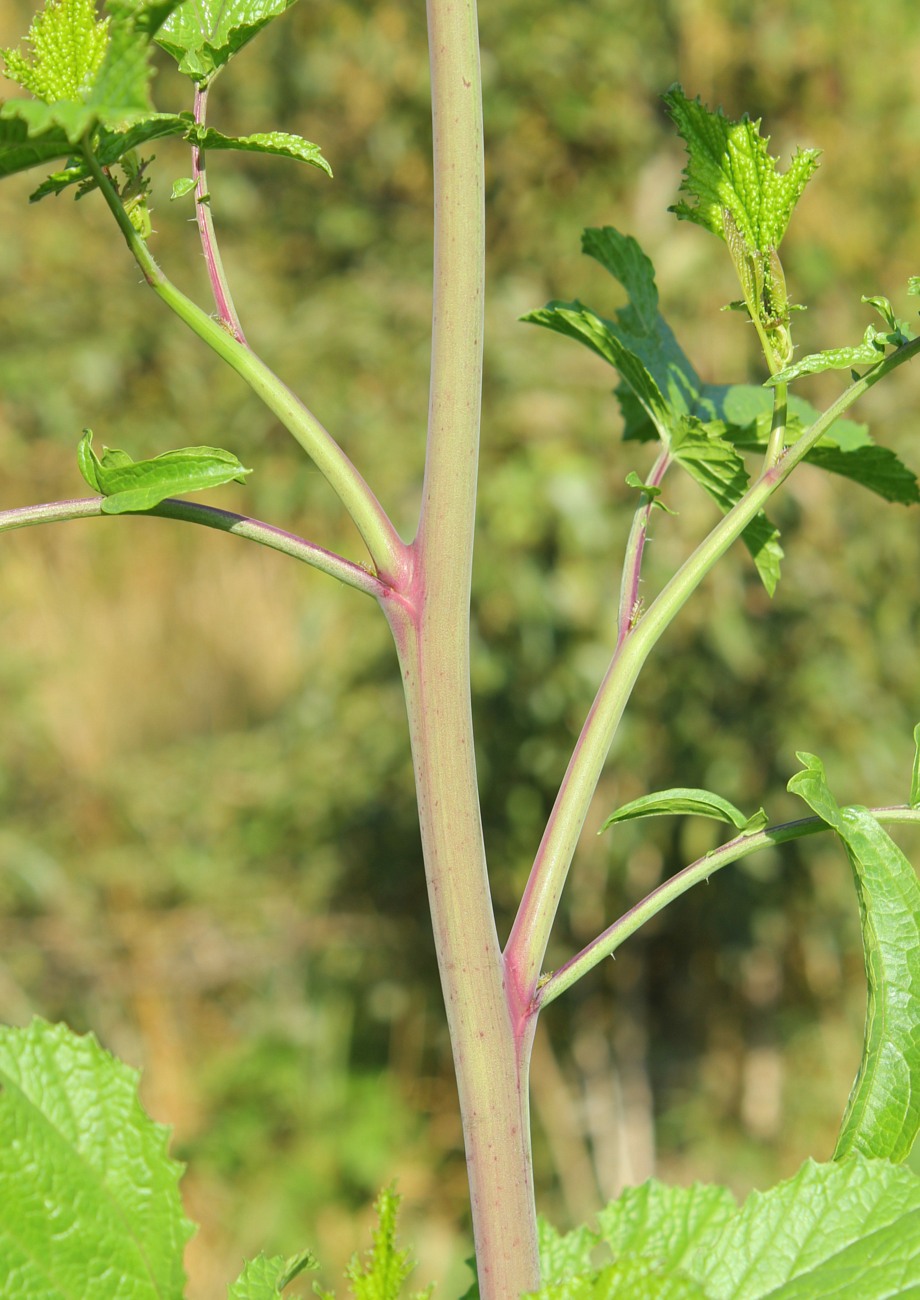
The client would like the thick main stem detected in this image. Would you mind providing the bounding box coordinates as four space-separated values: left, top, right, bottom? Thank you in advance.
375 0 540 1294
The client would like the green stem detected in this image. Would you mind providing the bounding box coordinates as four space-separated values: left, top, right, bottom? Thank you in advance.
764 380 787 469
80 143 406 584
377 0 539 1294
506 339 920 1002
537 806 920 1007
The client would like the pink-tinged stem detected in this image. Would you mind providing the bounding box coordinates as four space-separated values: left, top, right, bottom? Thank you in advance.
192 83 247 344
375 0 540 1293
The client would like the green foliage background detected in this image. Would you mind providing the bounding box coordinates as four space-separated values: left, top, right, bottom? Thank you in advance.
1 0 919 1293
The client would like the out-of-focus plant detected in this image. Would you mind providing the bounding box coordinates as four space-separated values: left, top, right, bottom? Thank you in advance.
1 2 919 1296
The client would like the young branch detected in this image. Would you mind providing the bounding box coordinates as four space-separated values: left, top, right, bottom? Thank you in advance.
80 144 407 584
506 338 920 1003
537 805 920 1009
191 81 247 343
0 497 386 597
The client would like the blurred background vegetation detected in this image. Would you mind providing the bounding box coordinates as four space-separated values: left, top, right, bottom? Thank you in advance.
1 0 920 1293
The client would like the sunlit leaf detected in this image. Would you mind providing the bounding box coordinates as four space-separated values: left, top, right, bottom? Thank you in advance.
78 429 252 513
229 1249 319 1299
600 788 766 834
186 124 331 176
0 1018 194 1298
662 84 819 254
788 752 920 1162
157 0 300 81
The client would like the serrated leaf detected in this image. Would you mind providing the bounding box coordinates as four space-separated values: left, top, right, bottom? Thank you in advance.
333 1185 431 1300
78 428 252 512
600 787 765 834
228 1248 319 1299
186 124 331 176
767 325 909 386
788 753 920 1162
0 0 109 102
157 0 299 81
911 724 920 809
0 0 184 164
527 1256 707 1299
670 415 783 595
662 84 819 254
0 1017 194 1299
523 228 783 593
688 1157 920 1298
699 384 920 505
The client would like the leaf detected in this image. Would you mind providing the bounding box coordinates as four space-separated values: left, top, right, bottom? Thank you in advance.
0 0 110 103
688 1157 920 1298
171 174 196 198
535 1219 599 1286
185 124 331 176
912 724 920 809
669 416 783 595
527 1256 707 1299
331 1185 432 1300
523 228 784 593
228 1249 319 1299
157 0 300 81
0 1017 194 1299
624 472 677 514
78 428 253 513
788 753 920 1162
600 788 766 835
662 84 820 254
767 324 910 386
0 0 185 165
700 384 920 505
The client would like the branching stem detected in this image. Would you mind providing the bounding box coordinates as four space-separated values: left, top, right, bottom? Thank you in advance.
192 82 247 343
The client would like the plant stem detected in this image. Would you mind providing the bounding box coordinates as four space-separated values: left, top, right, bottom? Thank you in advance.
80 144 406 583
0 497 385 597
191 82 247 343
506 338 920 1000
377 0 540 1294
616 449 670 646
537 805 920 1008
764 381 787 469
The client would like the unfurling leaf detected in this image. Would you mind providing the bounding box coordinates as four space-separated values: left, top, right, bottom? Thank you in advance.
662 84 820 255
78 429 252 512
600 788 767 835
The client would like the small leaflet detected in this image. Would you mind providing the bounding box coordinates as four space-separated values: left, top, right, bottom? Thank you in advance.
78 429 252 513
600 787 767 835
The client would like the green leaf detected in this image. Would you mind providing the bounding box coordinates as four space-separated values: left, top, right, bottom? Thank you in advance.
1 0 109 102
157 0 300 81
911 724 920 809
909 277 920 297
523 228 784 593
78 428 253 513
624 471 677 514
171 174 196 198
600 788 766 835
700 384 920 505
228 1249 319 1299
688 1157 920 1298
0 1017 194 1298
788 753 920 1162
767 324 910 386
0 0 185 167
527 1256 707 1299
662 84 820 255
328 1185 431 1300
185 124 331 176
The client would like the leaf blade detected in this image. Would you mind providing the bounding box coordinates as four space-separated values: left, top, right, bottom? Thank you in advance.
600 788 765 834
78 429 253 513
788 753 920 1162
